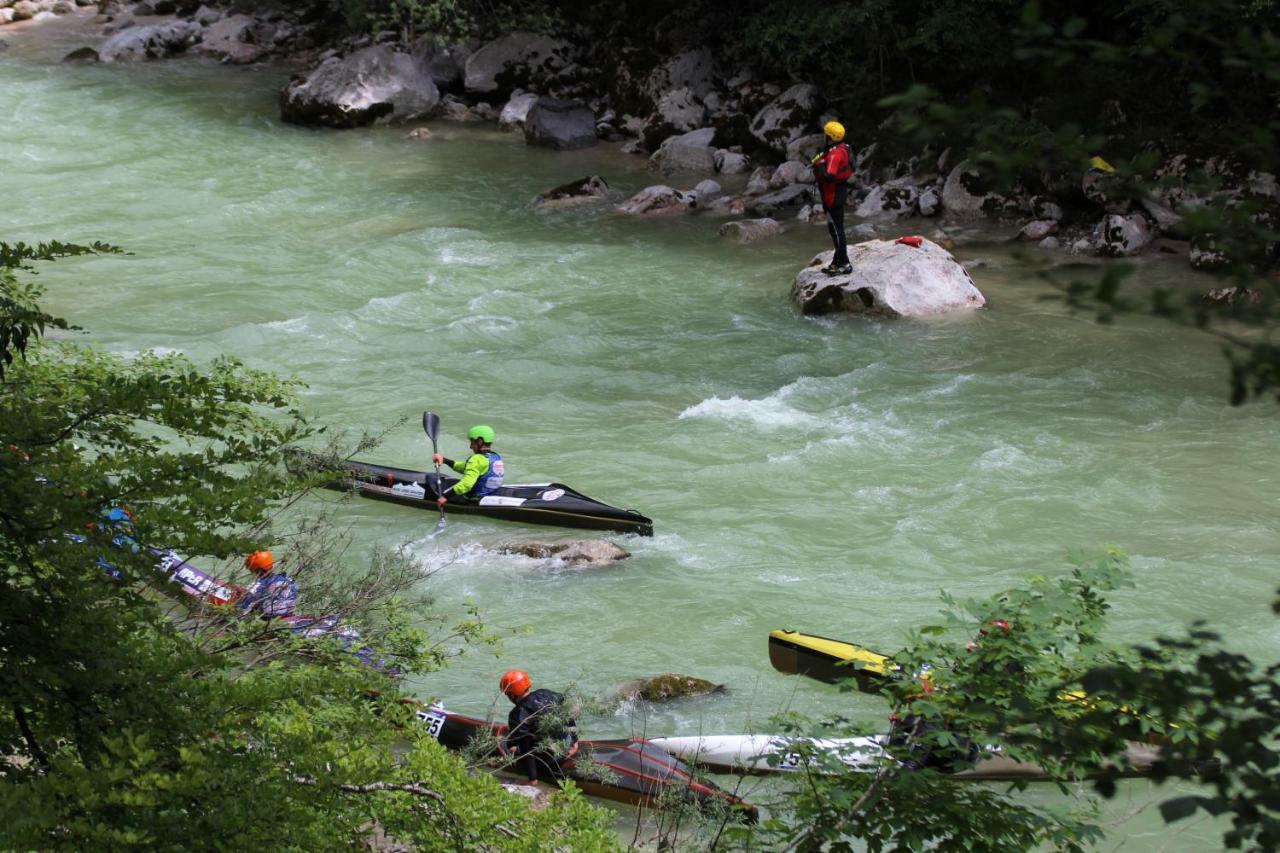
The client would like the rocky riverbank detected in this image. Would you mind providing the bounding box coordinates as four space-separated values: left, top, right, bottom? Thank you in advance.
6 1 1277 284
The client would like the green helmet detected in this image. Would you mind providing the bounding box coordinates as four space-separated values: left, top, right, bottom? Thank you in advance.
467 424 496 444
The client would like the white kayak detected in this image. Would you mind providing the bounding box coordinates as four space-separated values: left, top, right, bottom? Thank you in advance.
646 734 886 775
648 734 1179 782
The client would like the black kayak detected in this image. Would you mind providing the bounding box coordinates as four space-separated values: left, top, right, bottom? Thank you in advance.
412 703 756 818
317 455 654 536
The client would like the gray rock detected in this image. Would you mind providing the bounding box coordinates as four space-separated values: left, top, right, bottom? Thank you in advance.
1190 235 1228 270
99 21 200 62
1029 195 1064 221
532 175 610 208
719 217 782 243
692 179 722 202
497 539 630 565
641 86 707 148
796 203 826 224
439 93 480 122
51 0 72 12
614 674 724 702
1018 220 1058 241
917 186 941 217
714 149 750 174
280 46 440 128
744 165 772 196
786 132 825 163
1096 213 1152 256
10 1 35 20
498 91 538 131
410 34 469 90
192 4 219 25
62 45 99 62
769 160 812 188
644 47 719 103
750 83 821 154
791 237 986 318
194 14 261 64
1038 236 1061 250
855 177 919 218
406 127 432 140
523 97 597 150
1138 192 1185 237
746 183 814 215
616 184 694 216
463 32 574 95
940 162 1008 218
649 127 716 174
0 9 12 23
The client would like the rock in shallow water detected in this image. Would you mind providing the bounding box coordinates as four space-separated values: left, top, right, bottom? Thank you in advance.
497 539 630 565
614 674 725 702
280 46 439 128
791 237 986 318
532 175 610 208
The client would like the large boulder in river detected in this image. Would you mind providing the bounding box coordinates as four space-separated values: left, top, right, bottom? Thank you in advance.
99 21 201 62
791 238 986 318
532 175 610 208
617 185 694 216
644 47 720 104
280 46 439 128
614 674 725 703
649 127 716 174
855 177 920 219
497 539 630 565
498 91 538 130
463 32 574 96
750 83 821 154
523 97 597 150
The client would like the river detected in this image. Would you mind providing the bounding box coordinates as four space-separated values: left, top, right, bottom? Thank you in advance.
3 15 1278 849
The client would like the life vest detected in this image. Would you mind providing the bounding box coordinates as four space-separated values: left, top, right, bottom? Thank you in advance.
473 450 504 497
825 142 854 182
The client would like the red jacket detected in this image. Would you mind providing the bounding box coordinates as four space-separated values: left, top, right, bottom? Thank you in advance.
813 142 854 208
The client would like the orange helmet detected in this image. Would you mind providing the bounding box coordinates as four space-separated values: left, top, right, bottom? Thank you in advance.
245 550 275 573
499 670 531 700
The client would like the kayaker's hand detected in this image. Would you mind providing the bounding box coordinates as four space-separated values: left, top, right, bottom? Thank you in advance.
432 453 444 465
436 495 447 507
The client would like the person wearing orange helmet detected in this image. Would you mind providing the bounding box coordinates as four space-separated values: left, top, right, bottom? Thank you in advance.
238 549 297 618
500 669 578 785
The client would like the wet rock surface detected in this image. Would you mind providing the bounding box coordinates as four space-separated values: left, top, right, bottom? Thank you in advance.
614 674 725 702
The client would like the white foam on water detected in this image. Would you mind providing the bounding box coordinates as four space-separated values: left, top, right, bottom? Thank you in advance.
263 316 309 333
679 395 824 430
973 443 1031 471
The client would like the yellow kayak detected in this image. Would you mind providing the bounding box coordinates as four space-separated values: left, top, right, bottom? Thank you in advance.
767 629 896 693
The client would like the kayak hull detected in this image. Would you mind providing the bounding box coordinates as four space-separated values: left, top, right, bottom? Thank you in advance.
412 705 756 818
305 453 654 536
767 629 894 692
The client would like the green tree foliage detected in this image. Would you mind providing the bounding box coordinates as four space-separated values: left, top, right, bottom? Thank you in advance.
0 245 618 850
747 552 1278 850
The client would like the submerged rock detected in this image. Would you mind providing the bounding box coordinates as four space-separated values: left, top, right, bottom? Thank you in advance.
719 218 782 243
616 184 694 216
532 175 610 208
497 540 630 565
614 674 725 702
280 46 440 128
791 237 986 318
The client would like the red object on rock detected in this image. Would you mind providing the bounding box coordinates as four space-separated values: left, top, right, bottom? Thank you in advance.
895 236 924 247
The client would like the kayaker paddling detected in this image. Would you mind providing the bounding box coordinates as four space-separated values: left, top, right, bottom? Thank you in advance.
431 424 504 507
500 669 578 785
239 549 297 618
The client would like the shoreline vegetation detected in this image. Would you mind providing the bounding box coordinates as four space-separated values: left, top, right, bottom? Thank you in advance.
2 4 1278 850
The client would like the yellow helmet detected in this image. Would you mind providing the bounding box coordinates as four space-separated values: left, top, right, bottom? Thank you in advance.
823 121 846 142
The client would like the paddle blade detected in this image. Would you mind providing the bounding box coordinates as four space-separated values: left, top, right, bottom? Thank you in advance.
423 411 441 442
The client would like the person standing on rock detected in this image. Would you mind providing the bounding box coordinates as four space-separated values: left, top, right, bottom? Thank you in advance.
812 120 855 275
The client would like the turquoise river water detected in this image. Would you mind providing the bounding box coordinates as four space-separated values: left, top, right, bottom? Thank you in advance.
3 15 1278 849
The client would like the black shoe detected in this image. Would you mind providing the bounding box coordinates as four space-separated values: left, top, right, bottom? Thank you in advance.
822 263 852 276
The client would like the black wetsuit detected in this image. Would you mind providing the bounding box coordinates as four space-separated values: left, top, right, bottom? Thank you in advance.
507 688 578 782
